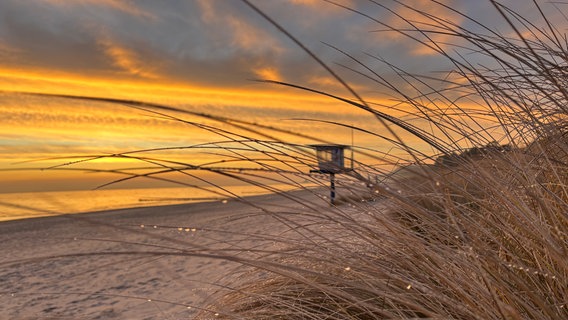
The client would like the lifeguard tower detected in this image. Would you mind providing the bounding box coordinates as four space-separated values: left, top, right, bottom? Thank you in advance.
310 144 351 204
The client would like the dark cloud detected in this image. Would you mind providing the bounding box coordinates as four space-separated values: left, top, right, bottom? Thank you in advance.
0 0 433 88
0 0 561 103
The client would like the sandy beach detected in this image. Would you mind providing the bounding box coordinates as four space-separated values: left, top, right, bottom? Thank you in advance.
0 188 337 319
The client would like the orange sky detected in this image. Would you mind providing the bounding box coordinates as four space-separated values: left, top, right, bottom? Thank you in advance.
0 67 388 192
0 0 553 193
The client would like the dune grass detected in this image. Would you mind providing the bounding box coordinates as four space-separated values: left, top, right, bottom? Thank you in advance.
2 0 567 319
195 1 568 319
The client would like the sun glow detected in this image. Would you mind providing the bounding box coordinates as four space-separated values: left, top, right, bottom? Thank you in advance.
1 61 488 193
0 0 501 194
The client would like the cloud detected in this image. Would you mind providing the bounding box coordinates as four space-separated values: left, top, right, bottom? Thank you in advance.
253 66 283 81
226 15 284 55
289 0 320 5
287 0 355 12
0 40 21 61
96 32 161 79
386 0 466 56
308 75 345 89
38 0 157 20
341 0 466 59
195 0 285 58
195 0 216 22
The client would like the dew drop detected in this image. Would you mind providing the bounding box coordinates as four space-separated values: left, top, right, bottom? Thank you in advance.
178 227 183 231
221 200 228 204
406 284 412 290
140 225 145 228
344 267 351 271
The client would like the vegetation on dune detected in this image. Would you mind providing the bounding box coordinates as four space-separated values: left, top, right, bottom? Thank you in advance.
198 0 568 319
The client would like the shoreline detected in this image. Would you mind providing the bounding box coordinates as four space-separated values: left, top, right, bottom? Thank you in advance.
0 187 321 225
0 187 331 319
0 187 325 231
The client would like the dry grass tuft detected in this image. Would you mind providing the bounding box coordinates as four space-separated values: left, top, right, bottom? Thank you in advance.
198 1 568 319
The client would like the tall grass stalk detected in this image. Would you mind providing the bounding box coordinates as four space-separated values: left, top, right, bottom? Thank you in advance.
198 1 568 318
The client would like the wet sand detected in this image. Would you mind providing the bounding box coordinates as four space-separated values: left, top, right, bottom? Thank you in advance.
0 188 332 319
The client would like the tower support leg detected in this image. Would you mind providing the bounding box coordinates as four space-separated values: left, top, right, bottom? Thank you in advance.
330 173 336 205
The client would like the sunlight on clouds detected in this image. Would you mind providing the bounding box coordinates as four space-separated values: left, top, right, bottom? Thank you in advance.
196 0 284 56
384 0 465 56
39 0 157 20
307 74 368 93
308 75 346 89
289 0 354 9
0 65 388 115
254 66 283 81
289 0 320 5
97 33 161 79
226 15 284 55
195 0 216 22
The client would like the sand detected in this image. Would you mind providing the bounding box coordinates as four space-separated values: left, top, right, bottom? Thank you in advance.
0 188 335 320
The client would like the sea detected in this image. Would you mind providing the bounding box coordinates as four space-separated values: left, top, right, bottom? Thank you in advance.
0 184 302 222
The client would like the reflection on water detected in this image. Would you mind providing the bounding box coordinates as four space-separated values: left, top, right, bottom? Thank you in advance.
0 184 301 222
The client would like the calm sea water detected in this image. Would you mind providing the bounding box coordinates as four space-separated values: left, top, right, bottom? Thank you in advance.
0 184 300 222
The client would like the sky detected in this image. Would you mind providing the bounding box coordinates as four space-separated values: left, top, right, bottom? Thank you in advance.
0 0 565 193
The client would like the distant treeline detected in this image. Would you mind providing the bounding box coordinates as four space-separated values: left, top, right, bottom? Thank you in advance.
435 142 512 166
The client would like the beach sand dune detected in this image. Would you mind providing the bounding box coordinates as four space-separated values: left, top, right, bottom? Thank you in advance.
0 189 335 319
